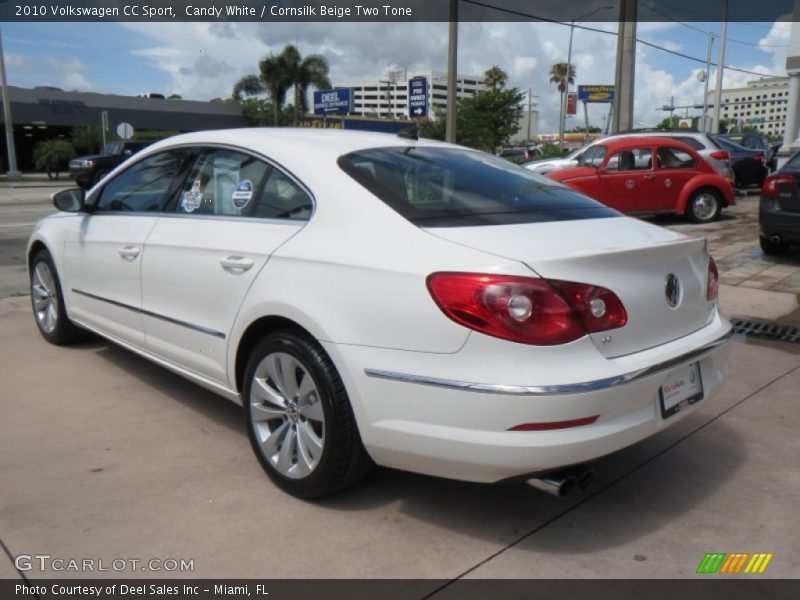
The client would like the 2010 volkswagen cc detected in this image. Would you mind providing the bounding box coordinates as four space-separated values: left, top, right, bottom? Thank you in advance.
28 129 731 498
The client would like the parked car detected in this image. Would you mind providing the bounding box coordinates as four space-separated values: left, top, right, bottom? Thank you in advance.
711 135 768 189
69 140 153 190
29 129 731 498
526 130 735 185
721 132 777 171
759 149 800 254
548 136 735 222
499 146 541 161
524 146 588 175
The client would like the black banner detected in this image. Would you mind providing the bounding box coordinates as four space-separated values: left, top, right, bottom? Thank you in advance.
0 0 798 23
3 579 800 600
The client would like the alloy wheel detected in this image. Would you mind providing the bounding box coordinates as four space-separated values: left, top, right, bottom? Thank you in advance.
31 261 59 334
249 352 325 479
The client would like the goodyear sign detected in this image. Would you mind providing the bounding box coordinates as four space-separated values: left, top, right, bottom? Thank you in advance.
577 85 615 103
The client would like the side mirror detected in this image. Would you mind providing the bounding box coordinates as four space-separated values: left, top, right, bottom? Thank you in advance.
52 188 85 213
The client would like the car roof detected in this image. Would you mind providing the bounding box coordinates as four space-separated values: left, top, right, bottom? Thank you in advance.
593 136 697 150
144 127 450 160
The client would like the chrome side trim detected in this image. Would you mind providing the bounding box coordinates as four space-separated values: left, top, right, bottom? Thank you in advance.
72 289 226 339
364 330 733 396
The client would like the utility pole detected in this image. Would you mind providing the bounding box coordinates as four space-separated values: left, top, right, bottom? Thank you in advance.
526 87 533 145
702 33 714 132
559 23 575 151
445 0 458 144
712 0 728 134
612 0 637 133
0 29 20 180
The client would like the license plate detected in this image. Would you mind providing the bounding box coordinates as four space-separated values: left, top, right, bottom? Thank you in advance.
659 362 704 419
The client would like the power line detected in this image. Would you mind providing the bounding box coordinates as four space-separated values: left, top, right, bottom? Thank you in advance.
460 0 783 78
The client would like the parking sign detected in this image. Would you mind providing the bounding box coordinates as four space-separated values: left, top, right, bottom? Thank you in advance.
408 77 428 118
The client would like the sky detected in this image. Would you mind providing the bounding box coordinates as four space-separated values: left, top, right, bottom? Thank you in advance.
1 18 792 133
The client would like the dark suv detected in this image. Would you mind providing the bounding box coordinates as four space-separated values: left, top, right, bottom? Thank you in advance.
69 140 152 189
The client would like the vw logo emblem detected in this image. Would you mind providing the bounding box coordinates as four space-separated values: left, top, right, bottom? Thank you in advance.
665 274 681 308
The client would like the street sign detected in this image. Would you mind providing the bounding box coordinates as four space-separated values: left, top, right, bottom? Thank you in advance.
313 88 353 115
567 92 578 116
408 76 428 119
116 122 134 140
577 85 615 103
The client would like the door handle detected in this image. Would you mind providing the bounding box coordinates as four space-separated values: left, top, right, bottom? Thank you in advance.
118 246 141 261
643 174 656 180
220 256 255 273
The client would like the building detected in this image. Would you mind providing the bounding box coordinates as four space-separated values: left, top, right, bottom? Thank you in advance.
716 76 789 137
508 110 540 145
337 69 486 120
0 86 246 170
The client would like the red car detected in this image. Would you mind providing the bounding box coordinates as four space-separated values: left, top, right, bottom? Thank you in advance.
548 136 735 222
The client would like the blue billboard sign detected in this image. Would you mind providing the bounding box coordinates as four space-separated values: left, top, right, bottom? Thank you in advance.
313 88 353 114
577 85 615 103
408 77 428 118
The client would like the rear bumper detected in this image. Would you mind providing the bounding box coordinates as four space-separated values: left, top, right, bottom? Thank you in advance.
760 202 800 243
324 314 732 483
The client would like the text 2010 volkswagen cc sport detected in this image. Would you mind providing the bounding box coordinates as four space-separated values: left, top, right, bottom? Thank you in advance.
28 129 732 498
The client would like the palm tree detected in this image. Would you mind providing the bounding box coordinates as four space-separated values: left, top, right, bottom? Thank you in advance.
232 45 331 127
549 61 576 95
484 65 508 90
33 139 76 180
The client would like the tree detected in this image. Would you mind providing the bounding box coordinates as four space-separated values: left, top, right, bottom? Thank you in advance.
233 44 331 127
420 88 525 152
70 126 103 154
33 139 75 180
167 93 183 100
549 62 576 94
567 125 601 134
484 65 508 90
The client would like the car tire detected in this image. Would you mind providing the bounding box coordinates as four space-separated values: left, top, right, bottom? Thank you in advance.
29 250 85 345
687 188 722 223
242 330 372 498
759 235 790 256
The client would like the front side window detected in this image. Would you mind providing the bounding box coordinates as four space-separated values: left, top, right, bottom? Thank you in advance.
96 149 191 212
578 145 608 167
657 147 696 169
606 148 652 172
338 146 617 227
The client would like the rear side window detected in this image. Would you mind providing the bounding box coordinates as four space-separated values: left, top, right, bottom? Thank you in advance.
177 149 270 216
674 136 705 151
338 146 618 227
657 147 696 169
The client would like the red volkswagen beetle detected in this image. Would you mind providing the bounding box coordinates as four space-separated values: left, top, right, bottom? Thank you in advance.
548 136 735 222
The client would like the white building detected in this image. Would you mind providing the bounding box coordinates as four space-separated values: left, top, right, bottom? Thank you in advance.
336 69 486 120
716 76 789 136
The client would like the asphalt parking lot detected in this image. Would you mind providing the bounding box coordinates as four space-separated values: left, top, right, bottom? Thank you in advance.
1 182 799 582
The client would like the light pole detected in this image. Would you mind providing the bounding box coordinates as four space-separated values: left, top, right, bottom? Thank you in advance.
0 29 20 180
559 6 613 151
712 0 728 134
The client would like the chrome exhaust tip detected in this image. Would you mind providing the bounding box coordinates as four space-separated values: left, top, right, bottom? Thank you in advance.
526 466 595 498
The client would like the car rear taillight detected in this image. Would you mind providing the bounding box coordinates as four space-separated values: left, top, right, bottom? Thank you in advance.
707 258 719 301
709 150 730 161
426 273 627 345
752 154 764 162
761 174 796 197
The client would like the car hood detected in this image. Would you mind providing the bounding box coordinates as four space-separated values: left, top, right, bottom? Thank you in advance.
70 154 106 162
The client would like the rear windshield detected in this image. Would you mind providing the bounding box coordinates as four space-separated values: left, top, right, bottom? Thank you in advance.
338 146 618 227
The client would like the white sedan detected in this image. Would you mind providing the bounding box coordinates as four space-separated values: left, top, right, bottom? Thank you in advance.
28 129 731 498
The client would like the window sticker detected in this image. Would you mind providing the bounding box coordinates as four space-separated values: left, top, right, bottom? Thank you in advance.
232 179 254 209
181 179 203 213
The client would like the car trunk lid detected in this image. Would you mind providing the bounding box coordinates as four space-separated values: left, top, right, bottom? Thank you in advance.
425 217 716 358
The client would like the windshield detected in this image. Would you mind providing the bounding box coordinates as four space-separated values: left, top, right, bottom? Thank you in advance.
338 146 618 227
103 142 124 156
